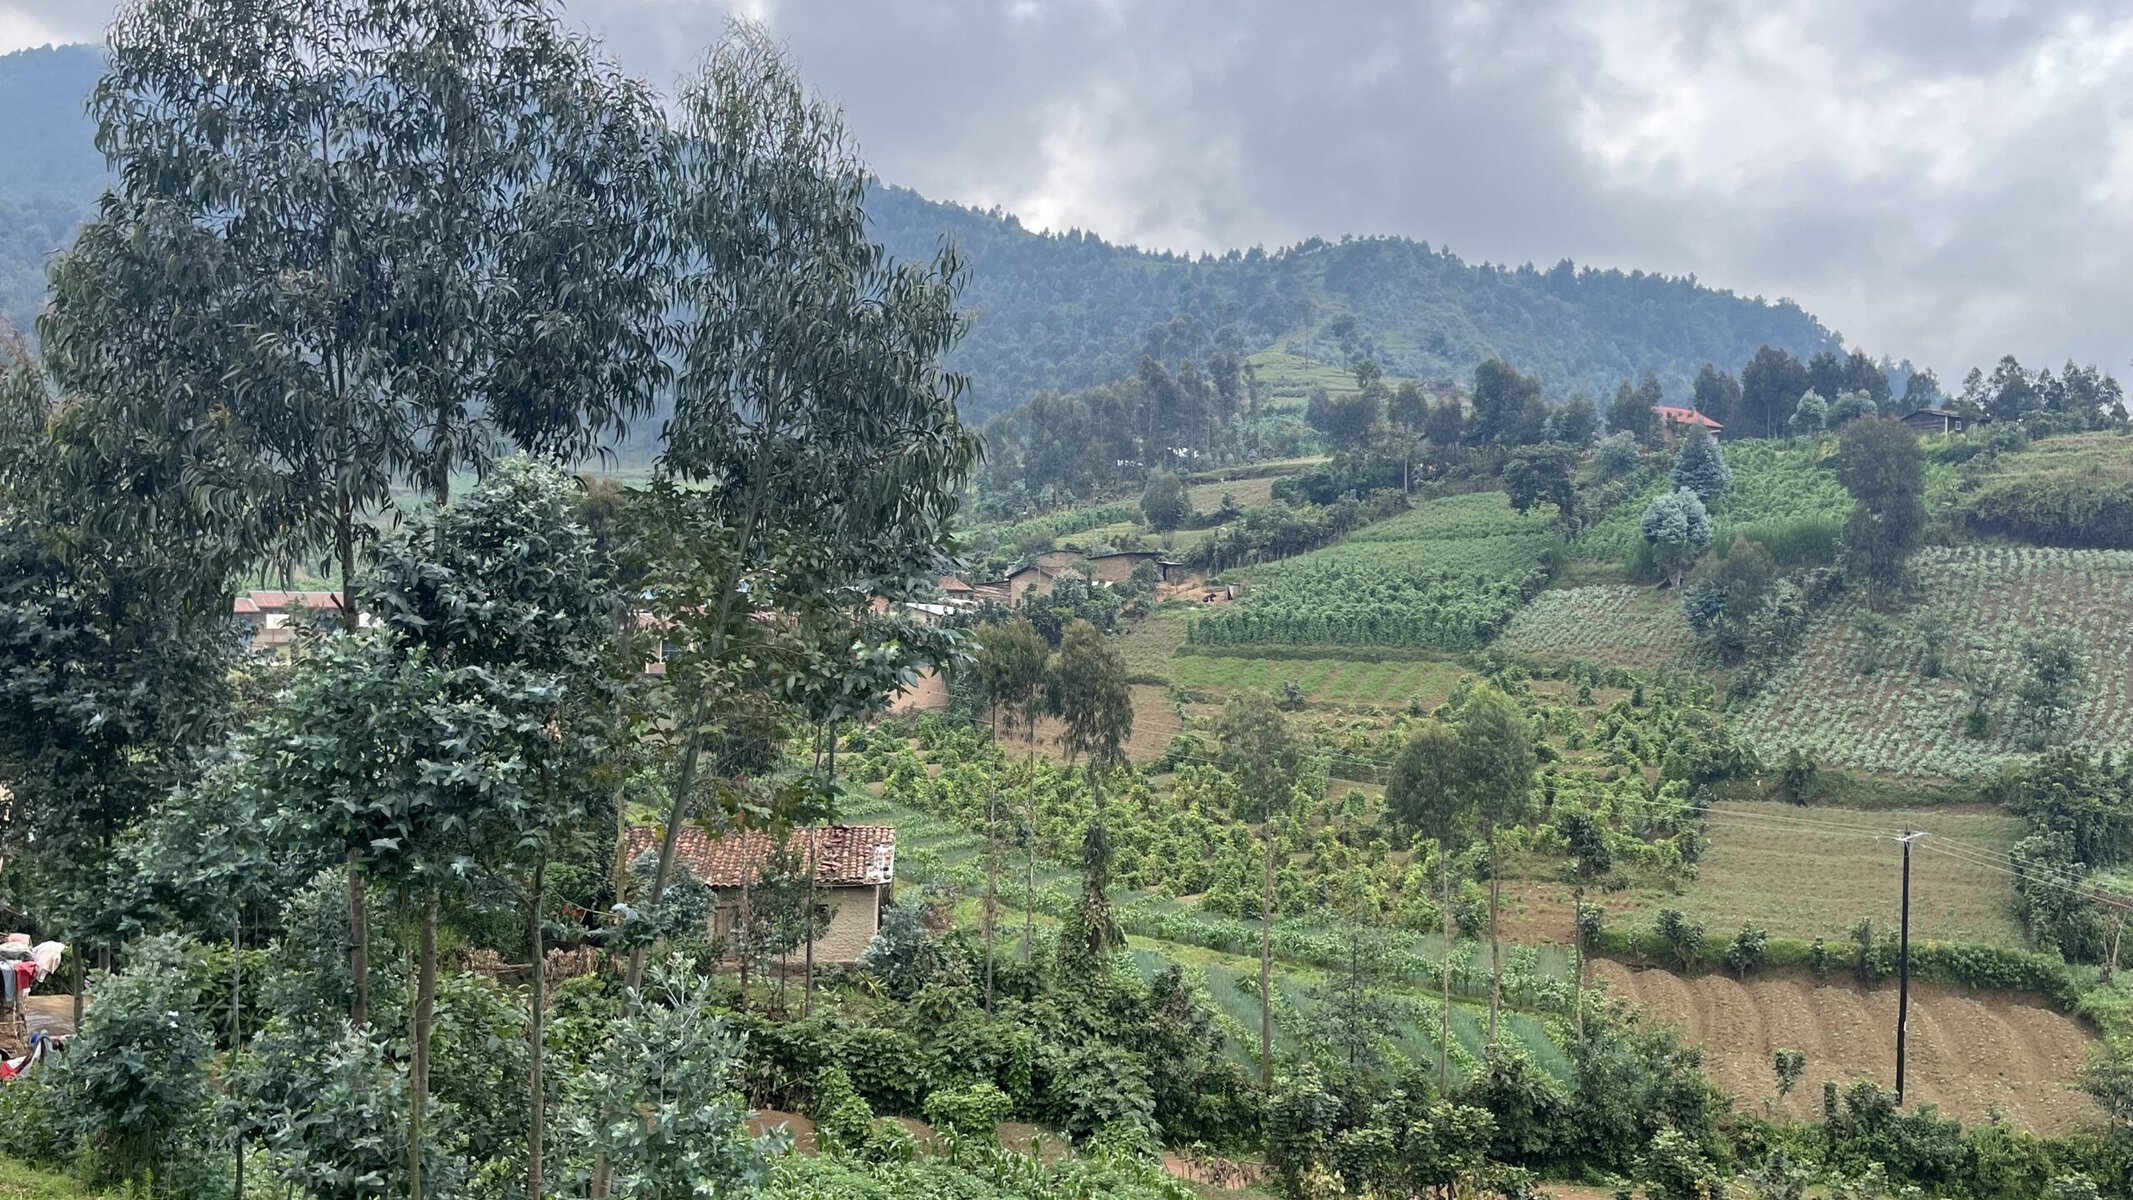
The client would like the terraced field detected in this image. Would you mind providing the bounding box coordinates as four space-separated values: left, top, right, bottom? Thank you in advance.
1590 960 2101 1133
1493 584 1696 668
1168 653 1465 710
1680 802 2026 945
1738 546 2133 778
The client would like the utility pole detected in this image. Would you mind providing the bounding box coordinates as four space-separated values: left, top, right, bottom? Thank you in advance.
1894 830 1925 1105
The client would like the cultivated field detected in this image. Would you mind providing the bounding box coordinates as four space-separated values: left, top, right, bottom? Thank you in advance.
1185 475 1277 512
1737 546 2133 777
1679 802 2027 945
1168 652 1465 710
1190 492 1560 649
1492 584 1696 668
1590 960 2102 1134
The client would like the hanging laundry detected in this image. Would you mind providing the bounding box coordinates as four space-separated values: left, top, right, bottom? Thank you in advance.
28 941 62 981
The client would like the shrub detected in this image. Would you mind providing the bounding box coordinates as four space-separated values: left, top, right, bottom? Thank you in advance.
923 1081 1014 1142
50 933 211 1191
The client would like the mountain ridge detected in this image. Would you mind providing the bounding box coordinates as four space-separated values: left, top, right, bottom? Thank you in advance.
1 42 1847 421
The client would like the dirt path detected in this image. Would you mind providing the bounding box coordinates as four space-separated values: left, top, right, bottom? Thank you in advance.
1588 961 2102 1133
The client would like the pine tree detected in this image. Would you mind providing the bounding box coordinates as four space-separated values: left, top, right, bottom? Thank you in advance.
1669 424 1732 505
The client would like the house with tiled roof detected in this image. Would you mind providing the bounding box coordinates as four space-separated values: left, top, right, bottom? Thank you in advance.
1650 405 1723 445
232 590 366 657
622 824 896 964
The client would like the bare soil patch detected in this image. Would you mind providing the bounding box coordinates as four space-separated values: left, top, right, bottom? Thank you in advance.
1589 959 2102 1134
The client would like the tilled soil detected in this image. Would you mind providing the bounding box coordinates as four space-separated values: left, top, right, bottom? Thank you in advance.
1589 960 2102 1134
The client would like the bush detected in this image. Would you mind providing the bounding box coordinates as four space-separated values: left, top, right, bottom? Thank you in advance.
50 933 212 1191
923 1081 1014 1142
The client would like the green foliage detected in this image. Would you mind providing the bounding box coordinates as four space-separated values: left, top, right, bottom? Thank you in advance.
1139 472 1191 531
1959 433 2133 549
49 935 210 1191
923 1081 1015 1142
1738 548 2133 777
1190 492 1559 648
1636 1125 1729 1200
1670 424 1733 504
2015 630 2089 747
1723 924 1769 978
860 902 954 1002
1640 489 1712 585
1836 417 1929 604
558 959 783 1197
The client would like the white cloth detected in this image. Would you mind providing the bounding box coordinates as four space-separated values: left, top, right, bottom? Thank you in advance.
1 933 26 949
29 941 62 980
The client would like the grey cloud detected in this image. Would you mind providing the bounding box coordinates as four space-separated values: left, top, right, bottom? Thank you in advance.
8 0 2132 378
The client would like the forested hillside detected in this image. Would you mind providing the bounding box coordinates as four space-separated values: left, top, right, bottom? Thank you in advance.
2 44 1843 419
867 184 1847 418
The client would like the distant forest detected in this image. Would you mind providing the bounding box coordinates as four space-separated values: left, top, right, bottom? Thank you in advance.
3 42 1844 423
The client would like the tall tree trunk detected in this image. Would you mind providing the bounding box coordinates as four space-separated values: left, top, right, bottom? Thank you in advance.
410 887 438 1200
803 826 818 1019
527 856 546 1200
737 816 754 1010
348 847 369 1028
1260 827 1275 1088
1024 729 1037 963
983 781 999 1017
232 916 244 1200
1486 829 1501 1047
608 608 638 904
1439 867 1453 1093
1572 891 1585 1045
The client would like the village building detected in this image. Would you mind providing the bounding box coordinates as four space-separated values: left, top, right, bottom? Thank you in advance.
1900 406 1979 436
232 590 364 657
1085 550 1186 585
1650 405 1723 444
624 824 897 965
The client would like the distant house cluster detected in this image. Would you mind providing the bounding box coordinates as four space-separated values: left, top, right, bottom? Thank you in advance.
989 549 1185 605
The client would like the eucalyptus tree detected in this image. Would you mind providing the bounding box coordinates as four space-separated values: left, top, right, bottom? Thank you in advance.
973 617 1054 999
358 457 616 1200
1387 718 1475 1090
621 23 977 1013
0 339 245 1003
1214 688 1301 1086
1457 685 1537 1045
44 0 671 615
1051 618 1133 972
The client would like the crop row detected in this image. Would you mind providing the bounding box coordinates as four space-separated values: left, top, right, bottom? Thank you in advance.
1737 546 2133 777
1492 584 1696 668
1190 492 1560 648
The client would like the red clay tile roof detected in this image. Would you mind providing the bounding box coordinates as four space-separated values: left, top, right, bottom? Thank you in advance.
938 576 974 593
623 825 895 888
1651 405 1723 429
238 590 346 613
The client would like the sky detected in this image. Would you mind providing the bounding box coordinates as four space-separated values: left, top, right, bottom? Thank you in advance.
5 0 2131 381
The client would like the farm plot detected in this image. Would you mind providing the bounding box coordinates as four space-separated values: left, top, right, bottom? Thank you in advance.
1590 960 2101 1134
1493 584 1696 669
1169 653 1465 710
1677 802 2026 946
1737 547 2133 778
1189 492 1559 649
1185 475 1276 512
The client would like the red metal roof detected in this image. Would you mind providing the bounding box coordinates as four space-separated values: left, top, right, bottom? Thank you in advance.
1650 406 1723 429
623 824 895 889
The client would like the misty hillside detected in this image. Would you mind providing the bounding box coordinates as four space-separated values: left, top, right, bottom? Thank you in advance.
1 43 1843 419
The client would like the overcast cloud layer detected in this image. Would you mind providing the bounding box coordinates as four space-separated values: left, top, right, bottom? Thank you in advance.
5 0 2130 380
